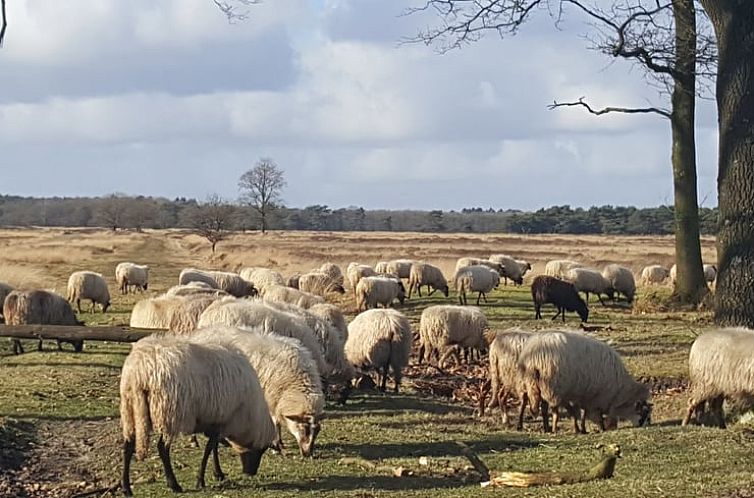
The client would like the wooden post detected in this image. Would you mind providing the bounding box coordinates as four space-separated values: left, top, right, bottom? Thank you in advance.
0 325 154 343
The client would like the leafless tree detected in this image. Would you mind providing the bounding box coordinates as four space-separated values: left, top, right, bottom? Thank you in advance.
191 194 236 253
96 194 130 231
238 158 287 234
0 0 7 47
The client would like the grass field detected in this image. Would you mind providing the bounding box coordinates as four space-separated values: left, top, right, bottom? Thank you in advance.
2 227 750 498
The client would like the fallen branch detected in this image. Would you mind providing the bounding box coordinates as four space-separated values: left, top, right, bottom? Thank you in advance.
455 441 490 482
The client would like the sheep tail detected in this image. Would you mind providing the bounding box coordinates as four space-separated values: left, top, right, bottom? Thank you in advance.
132 388 153 460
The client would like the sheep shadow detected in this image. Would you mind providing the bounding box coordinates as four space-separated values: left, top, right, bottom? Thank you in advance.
327 393 467 418
0 418 36 472
262 474 467 492
0 361 121 370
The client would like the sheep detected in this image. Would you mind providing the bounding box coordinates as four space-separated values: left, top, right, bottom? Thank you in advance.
120 334 276 495
516 259 532 278
239 267 285 294
3 289 84 354
179 268 257 298
316 263 345 286
418 305 488 368
544 259 584 279
602 264 636 303
640 265 669 285
346 263 377 296
531 275 589 323
565 267 613 304
0 282 15 318
682 328 754 429
167 296 218 334
385 259 415 279
407 262 449 299
488 329 534 428
489 254 525 285
115 262 149 294
374 261 389 274
345 309 412 392
67 271 110 313
455 265 500 306
309 303 349 342
518 330 651 433
263 284 325 309
131 296 187 330
196 298 329 377
298 271 346 297
164 282 229 298
189 326 325 457
669 263 718 286
287 273 301 289
355 276 406 311
454 257 504 276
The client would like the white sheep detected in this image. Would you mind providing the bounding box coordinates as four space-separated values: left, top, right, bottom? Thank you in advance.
309 303 349 342
0 282 15 317
407 262 449 298
489 254 525 285
164 282 230 298
120 334 276 495
179 268 256 297
455 265 500 306
386 259 415 279
544 259 584 279
263 284 325 309
565 267 613 304
602 264 636 303
454 257 504 276
239 267 285 294
418 305 488 367
669 263 718 286
346 263 377 296
190 326 325 456
67 271 110 313
355 276 406 311
115 262 149 294
298 271 346 297
316 263 345 286
488 329 534 428
130 296 186 330
374 261 389 274
640 265 669 285
682 328 754 428
345 309 413 392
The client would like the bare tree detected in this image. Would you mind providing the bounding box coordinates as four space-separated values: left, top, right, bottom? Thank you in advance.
125 198 159 232
96 194 130 231
238 158 287 234
0 0 6 47
191 194 236 253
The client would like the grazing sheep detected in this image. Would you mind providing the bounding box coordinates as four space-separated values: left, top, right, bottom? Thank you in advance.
196 298 329 377
565 267 613 304
345 309 412 392
239 267 285 294
669 263 718 286
386 259 415 279
3 289 84 354
263 284 325 309
131 296 186 330
518 330 651 433
346 263 377 296
544 260 584 279
179 268 257 298
120 334 276 496
489 254 525 285
407 262 449 299
355 276 406 311
0 282 15 317
516 259 532 278
167 296 218 334
455 265 500 306
309 303 349 342
682 328 754 428
316 263 345 286
454 257 504 276
531 275 589 323
287 273 301 289
602 264 636 303
190 326 325 457
67 271 110 313
488 329 534 428
641 265 669 285
115 262 149 294
164 282 229 298
418 305 488 367
298 271 346 297
374 261 389 274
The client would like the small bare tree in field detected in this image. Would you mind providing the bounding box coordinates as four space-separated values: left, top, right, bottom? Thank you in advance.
192 194 236 253
97 194 130 231
238 158 287 234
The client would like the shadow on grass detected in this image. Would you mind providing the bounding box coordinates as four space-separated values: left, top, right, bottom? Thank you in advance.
0 413 114 422
0 361 121 370
329 393 469 418
263 474 469 492
0 418 35 472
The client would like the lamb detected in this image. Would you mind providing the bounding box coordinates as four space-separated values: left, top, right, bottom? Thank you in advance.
263 284 325 309
309 303 349 342
602 264 636 303
518 330 651 433
189 326 325 456
455 265 500 306
385 259 415 279
565 267 613 304
488 329 534 428
164 282 229 298
682 328 754 428
316 263 345 286
115 262 149 294
298 271 346 297
640 265 669 285
3 289 84 354
489 254 525 285
346 263 377 296
345 309 413 392
66 271 110 313
355 276 406 311
454 257 504 276
239 267 285 294
418 305 488 367
179 268 257 298
407 262 449 299
120 334 276 495
531 275 589 323
544 259 584 279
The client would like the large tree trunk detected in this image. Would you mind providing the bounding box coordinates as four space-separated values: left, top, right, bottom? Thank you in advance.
699 0 754 326
670 0 707 304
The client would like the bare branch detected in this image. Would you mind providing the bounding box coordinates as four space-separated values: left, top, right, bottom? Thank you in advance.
0 0 7 47
213 0 260 23
548 97 671 118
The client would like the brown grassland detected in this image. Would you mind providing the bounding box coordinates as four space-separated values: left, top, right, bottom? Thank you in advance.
1 227 752 498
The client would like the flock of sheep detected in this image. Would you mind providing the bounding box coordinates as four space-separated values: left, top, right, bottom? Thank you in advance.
0 254 745 496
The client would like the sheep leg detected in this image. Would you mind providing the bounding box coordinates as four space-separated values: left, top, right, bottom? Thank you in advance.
566 405 581 434
122 438 136 497
682 398 701 426
540 401 551 433
12 339 24 355
76 298 82 313
417 344 425 364
211 439 225 482
196 433 219 489
710 396 726 428
90 299 97 313
38 338 44 351
516 392 529 431
407 282 414 299
534 304 542 320
498 389 509 425
551 307 562 321
380 365 389 391
476 292 482 306
157 436 183 493
56 339 63 351
551 408 560 433
393 365 401 393
582 410 590 434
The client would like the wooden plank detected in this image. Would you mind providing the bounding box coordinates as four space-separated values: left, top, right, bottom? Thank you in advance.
0 325 155 343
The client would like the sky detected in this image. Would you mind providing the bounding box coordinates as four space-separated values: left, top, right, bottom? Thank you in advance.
0 0 719 211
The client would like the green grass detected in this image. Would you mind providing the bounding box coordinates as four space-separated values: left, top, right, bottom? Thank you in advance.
1 284 749 497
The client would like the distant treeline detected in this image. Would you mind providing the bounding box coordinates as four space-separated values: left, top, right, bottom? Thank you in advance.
0 194 719 235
